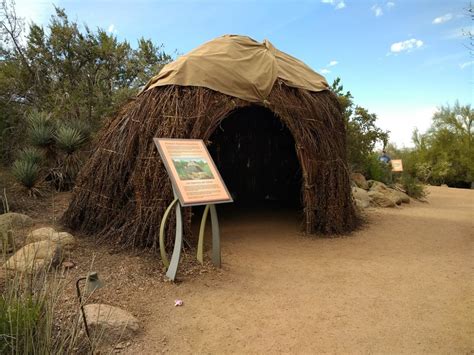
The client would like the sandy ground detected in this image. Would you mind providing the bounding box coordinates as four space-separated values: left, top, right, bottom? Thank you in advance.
2 183 473 354
119 186 473 354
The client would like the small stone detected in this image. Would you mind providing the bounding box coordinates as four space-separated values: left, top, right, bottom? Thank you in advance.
83 304 139 344
61 260 75 269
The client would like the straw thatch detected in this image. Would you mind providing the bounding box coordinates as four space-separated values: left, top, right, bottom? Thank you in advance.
62 80 359 249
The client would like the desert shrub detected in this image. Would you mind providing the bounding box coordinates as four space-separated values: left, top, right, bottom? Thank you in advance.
366 153 392 184
0 268 86 354
399 173 427 199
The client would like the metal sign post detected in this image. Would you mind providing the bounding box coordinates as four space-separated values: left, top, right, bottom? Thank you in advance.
154 138 232 281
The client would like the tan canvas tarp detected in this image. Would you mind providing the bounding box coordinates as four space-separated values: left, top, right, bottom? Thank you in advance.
142 35 329 102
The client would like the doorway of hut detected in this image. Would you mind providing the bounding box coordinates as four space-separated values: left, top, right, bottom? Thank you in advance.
207 105 303 217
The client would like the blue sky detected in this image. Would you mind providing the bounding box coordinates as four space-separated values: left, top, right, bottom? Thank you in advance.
16 0 472 146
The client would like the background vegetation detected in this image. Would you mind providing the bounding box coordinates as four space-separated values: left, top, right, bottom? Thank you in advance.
1 0 472 194
1 0 172 165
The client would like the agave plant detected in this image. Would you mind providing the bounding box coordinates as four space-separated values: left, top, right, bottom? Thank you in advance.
17 147 44 165
11 159 42 195
54 125 86 155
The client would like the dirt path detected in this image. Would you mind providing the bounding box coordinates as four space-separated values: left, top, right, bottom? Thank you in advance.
125 186 472 353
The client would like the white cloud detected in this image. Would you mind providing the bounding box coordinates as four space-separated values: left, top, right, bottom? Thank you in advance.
14 0 51 26
372 105 437 147
460 61 474 69
321 0 346 10
328 60 338 66
107 24 118 34
390 38 423 53
371 5 383 17
432 13 453 24
320 69 331 74
386 2 395 8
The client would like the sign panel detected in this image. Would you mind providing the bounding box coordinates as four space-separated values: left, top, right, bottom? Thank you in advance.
391 159 403 172
154 138 233 206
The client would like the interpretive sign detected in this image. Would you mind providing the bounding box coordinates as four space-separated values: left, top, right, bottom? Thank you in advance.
391 159 403 172
154 138 233 206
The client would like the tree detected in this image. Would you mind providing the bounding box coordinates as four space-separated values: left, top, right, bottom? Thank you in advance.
405 102 473 186
0 2 172 164
331 77 389 175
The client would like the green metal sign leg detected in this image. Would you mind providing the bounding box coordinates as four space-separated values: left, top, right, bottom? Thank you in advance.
159 198 179 267
197 205 210 264
166 200 183 281
196 204 221 267
210 204 221 267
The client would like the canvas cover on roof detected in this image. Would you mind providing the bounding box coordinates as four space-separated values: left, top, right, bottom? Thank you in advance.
142 35 329 103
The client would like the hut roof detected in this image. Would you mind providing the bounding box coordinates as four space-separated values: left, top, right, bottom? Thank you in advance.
142 34 329 102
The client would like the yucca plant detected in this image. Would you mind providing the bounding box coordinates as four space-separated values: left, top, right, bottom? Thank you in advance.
27 111 54 148
17 147 44 165
11 159 42 196
54 125 87 155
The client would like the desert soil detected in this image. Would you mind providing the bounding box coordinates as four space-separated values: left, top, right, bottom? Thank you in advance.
2 183 473 353
124 186 473 354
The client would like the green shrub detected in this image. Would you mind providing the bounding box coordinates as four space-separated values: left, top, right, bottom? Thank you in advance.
11 159 41 190
366 153 392 184
0 296 43 354
0 267 87 354
399 173 427 199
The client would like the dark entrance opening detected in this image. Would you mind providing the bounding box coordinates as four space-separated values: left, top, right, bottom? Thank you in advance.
208 105 302 209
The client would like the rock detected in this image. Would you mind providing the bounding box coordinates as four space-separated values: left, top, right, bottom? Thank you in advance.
369 181 389 192
83 304 139 343
0 213 34 253
392 190 410 204
369 181 407 206
352 187 370 208
0 212 33 229
368 191 396 208
351 173 369 190
4 240 62 273
61 260 76 269
26 227 76 250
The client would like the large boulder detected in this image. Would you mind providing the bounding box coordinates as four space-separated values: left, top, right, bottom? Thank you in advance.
368 191 396 208
26 227 76 250
391 190 410 204
3 240 62 273
368 181 406 206
351 173 369 190
352 186 370 208
83 304 139 343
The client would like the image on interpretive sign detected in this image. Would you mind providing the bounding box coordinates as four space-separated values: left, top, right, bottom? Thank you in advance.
172 157 214 180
